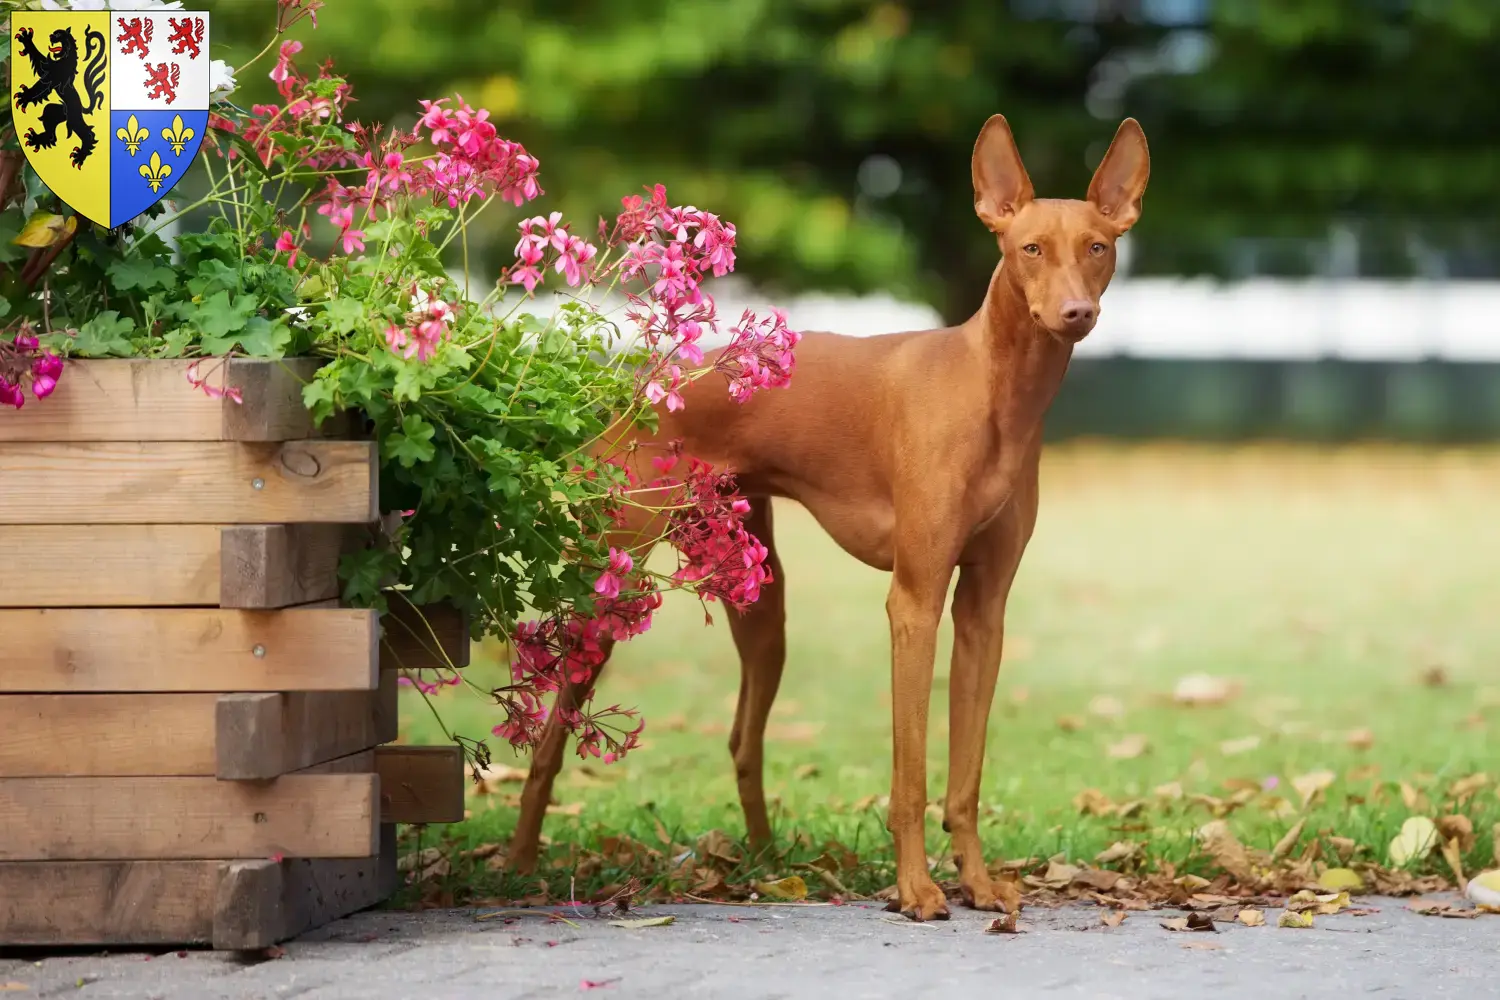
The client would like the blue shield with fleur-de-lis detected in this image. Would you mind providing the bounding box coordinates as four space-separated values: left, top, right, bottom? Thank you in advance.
9 9 209 229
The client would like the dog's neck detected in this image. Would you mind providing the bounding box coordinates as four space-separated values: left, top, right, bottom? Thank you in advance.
971 260 1075 440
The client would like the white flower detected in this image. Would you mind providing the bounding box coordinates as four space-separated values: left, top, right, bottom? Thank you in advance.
209 59 236 100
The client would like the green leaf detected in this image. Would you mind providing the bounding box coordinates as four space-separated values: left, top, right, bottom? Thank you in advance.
319 297 365 335
186 259 239 299
236 316 293 357
69 311 135 357
107 256 178 292
195 290 259 349
384 413 437 468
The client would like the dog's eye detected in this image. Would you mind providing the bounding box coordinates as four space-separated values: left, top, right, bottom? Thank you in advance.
1022 244 1041 257
1089 242 1108 256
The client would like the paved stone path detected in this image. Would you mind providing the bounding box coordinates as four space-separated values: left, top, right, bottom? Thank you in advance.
3 897 1496 999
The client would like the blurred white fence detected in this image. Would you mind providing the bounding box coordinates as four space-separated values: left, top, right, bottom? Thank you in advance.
706 277 1500 363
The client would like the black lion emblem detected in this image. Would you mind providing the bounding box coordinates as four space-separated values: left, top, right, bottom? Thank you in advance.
13 24 107 169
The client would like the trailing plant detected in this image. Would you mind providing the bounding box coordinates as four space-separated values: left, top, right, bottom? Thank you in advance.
0 0 799 767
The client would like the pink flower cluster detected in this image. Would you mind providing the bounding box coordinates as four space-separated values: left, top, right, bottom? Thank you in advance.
498 579 660 761
504 184 802 411
662 456 774 607
0 332 63 409
512 212 598 293
416 96 542 209
384 287 456 362
716 308 799 402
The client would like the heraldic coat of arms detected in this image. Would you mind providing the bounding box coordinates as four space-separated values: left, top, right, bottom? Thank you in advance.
10 8 210 230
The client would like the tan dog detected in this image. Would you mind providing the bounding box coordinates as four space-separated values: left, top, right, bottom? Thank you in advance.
507 115 1149 922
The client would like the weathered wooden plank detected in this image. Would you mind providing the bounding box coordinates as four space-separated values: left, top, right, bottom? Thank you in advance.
376 745 466 824
0 607 378 692
0 358 331 442
0 860 222 945
0 775 379 861
213 860 283 950
0 524 364 608
0 827 397 947
214 824 397 949
219 524 358 608
296 746 465 824
0 440 378 524
0 525 221 607
381 600 472 671
221 358 326 442
0 693 218 777
215 684 391 780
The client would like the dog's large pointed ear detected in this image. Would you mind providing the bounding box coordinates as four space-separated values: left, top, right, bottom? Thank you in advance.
1087 118 1150 235
972 114 1034 234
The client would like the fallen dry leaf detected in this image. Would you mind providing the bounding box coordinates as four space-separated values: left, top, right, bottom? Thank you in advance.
1271 818 1306 861
1464 870 1500 909
1180 940 1222 951
1237 908 1266 927
607 916 675 929
1095 841 1142 867
1439 837 1466 885
1160 912 1216 932
1101 910 1127 927
0 986 28 993
1436 814 1476 853
1449 773 1490 803
1389 816 1439 867
1088 695 1126 720
1398 781 1428 812
985 912 1021 934
1195 820 1256 883
1292 770 1336 806
1074 788 1115 816
1317 868 1365 893
1107 734 1150 760
1345 728 1375 751
1219 735 1261 756
752 876 808 901
1154 781 1184 800
1419 665 1449 687
1407 899 1480 919
793 763 821 780
1287 889 1351 915
1056 715 1085 732
1277 909 1314 928
766 721 823 742
1173 674 1240 707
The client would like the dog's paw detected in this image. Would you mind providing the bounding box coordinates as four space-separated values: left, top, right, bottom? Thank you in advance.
885 876 950 922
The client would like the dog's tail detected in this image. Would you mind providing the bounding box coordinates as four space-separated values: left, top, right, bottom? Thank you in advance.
83 26 106 114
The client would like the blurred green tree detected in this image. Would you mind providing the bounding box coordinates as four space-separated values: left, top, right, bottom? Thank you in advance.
206 0 1500 323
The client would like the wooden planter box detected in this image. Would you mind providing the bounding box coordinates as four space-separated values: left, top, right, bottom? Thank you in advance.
0 359 469 949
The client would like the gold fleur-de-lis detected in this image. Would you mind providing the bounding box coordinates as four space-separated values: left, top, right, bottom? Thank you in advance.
162 114 195 156
115 114 150 156
139 151 172 192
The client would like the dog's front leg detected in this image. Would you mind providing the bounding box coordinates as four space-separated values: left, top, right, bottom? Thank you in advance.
884 546 956 922
945 527 1034 914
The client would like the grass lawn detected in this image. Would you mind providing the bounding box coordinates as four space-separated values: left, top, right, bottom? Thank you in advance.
399 443 1500 901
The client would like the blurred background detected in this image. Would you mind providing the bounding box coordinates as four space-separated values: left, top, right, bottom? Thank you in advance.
208 0 1500 441
197 0 1499 864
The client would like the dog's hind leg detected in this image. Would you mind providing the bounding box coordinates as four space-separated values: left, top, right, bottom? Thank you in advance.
505 640 614 874
725 497 786 851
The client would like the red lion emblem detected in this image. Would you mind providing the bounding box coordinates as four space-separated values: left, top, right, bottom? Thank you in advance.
116 17 152 60
144 62 181 104
166 17 204 61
